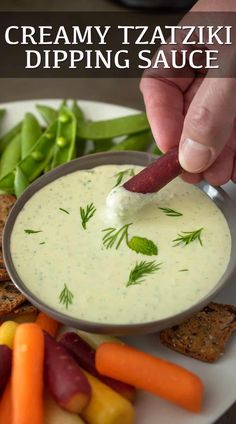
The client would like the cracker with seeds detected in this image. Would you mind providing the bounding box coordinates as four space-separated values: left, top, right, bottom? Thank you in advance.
160 302 236 363
0 301 38 323
0 249 9 282
0 194 16 247
0 281 26 316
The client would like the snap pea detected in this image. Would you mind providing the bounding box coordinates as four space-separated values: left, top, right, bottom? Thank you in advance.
72 100 85 122
92 139 114 153
0 121 57 194
77 113 149 140
51 106 77 169
110 130 153 152
72 100 87 157
14 166 30 198
0 109 6 122
0 122 22 155
0 172 15 194
0 133 21 178
36 104 58 126
20 121 57 181
21 113 42 159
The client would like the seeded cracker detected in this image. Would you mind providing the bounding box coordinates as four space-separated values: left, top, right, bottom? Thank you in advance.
0 194 16 248
0 281 26 316
160 302 236 363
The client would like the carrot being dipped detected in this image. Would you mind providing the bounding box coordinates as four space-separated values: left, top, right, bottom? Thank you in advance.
124 147 181 194
59 332 136 401
96 342 204 413
106 148 182 217
44 332 91 414
12 323 44 424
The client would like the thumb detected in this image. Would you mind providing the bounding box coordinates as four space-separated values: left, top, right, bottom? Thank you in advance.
179 78 236 173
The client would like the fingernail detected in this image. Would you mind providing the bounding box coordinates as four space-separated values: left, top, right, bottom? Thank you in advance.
179 138 213 172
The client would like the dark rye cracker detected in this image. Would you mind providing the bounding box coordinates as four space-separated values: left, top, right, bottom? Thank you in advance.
0 194 16 247
160 302 236 363
0 301 38 323
0 281 26 316
0 251 9 281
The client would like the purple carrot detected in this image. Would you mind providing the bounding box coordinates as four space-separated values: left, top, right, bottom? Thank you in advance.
124 147 182 193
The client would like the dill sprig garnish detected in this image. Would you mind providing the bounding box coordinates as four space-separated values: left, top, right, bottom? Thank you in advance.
173 228 203 247
59 208 70 214
126 260 162 287
102 224 157 256
24 229 42 234
102 224 131 249
159 207 182 217
59 284 74 309
80 203 96 230
113 168 135 187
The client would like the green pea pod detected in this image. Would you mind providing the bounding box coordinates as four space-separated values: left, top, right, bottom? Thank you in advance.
0 121 57 194
0 172 15 194
51 106 77 169
72 101 87 157
92 139 114 153
72 100 85 122
59 100 67 111
20 121 57 181
21 113 42 159
77 113 149 140
0 109 6 138
110 130 153 152
14 166 30 198
0 109 6 122
0 133 21 178
36 105 58 126
0 122 22 155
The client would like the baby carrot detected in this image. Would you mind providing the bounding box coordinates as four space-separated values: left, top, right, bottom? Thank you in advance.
36 312 59 337
96 343 204 413
12 323 44 424
0 382 12 424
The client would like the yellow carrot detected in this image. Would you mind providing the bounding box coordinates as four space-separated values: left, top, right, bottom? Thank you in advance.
12 323 44 424
44 392 86 424
0 321 18 349
81 370 134 424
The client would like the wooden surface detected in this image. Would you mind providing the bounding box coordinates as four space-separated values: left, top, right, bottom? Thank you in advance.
0 1 235 422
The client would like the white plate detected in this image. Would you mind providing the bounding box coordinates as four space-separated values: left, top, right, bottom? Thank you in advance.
1 99 236 424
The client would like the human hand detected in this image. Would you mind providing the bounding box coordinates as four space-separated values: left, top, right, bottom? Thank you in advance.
140 0 236 185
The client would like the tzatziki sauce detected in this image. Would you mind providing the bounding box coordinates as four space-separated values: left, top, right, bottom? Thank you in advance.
10 164 231 324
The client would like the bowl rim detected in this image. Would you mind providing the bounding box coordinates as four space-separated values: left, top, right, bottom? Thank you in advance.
3 151 236 335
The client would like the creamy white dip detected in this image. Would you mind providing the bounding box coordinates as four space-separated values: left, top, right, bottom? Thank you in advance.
10 164 231 324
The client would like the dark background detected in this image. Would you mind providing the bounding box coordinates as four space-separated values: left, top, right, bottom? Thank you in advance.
0 1 234 422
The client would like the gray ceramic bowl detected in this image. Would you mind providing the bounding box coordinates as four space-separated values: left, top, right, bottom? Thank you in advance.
3 151 236 335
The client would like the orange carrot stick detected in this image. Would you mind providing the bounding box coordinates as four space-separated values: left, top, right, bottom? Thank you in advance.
12 323 44 424
96 343 204 413
0 382 12 424
36 312 59 337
